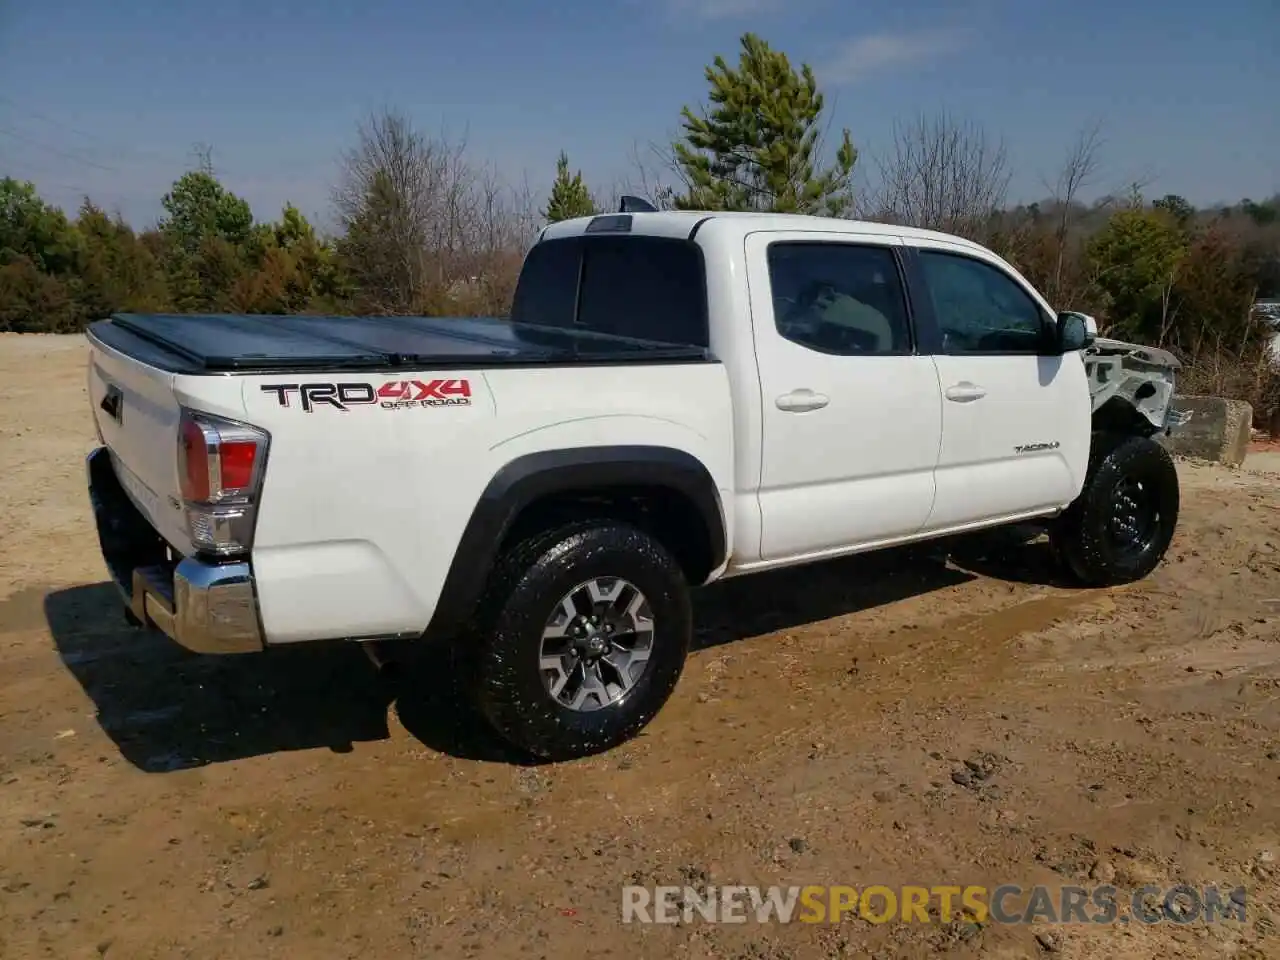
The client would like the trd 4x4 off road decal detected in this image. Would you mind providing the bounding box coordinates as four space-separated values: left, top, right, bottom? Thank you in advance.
376 379 472 407
261 379 472 412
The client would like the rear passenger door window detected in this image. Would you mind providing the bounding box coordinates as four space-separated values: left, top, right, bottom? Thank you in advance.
917 250 1050 354
766 242 912 356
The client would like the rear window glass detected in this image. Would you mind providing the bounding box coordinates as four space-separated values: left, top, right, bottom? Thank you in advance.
511 235 708 347
509 238 579 329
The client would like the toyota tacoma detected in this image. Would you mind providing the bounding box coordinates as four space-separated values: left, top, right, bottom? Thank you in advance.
84 204 1185 760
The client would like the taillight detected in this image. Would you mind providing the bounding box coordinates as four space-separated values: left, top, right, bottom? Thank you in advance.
218 441 258 490
179 417 212 501
176 409 270 558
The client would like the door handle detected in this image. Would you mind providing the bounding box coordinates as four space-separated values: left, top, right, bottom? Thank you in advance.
944 382 987 403
776 389 830 413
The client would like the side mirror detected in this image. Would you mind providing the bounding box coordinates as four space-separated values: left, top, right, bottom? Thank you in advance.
1055 311 1095 352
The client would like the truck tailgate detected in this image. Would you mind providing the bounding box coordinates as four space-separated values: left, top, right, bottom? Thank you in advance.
88 338 194 555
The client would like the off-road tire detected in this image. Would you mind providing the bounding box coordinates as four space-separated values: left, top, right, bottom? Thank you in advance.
466 520 692 761
1050 432 1180 587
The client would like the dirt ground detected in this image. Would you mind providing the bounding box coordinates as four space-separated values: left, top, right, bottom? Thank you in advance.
2 332 1279 960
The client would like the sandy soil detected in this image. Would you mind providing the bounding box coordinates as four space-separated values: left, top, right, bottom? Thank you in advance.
1 331 1279 959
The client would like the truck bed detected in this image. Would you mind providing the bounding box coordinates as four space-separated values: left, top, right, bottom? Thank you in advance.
87 312 713 374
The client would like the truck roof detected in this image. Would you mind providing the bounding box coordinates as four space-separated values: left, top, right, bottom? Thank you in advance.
540 209 989 252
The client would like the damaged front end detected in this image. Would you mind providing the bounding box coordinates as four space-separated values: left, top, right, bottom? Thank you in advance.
1083 334 1190 434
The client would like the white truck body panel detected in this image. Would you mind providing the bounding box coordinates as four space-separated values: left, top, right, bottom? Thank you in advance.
740 229 945 561
241 363 734 643
908 235 1092 530
88 340 193 555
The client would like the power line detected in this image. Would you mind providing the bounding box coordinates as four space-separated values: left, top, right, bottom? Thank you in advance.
0 126 120 172
0 95 190 169
27 179 94 196
0 99 237 180
0 175 138 220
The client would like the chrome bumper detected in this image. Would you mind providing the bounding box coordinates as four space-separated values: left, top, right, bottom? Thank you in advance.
86 446 264 654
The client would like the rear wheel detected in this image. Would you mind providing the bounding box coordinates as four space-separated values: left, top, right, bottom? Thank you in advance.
1050 433 1180 587
467 520 692 761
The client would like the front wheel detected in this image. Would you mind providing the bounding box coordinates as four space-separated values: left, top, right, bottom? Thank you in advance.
1050 433 1180 587
467 520 693 761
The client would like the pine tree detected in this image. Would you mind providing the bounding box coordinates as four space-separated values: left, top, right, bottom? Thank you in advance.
542 152 597 223
673 33 857 216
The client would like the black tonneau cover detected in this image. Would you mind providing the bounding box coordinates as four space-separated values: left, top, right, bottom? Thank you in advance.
88 312 713 374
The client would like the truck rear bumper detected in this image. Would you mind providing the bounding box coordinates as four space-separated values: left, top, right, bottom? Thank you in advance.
86 446 264 654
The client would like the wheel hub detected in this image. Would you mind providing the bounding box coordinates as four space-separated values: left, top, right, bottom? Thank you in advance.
572 618 611 659
539 577 655 713
1108 476 1159 556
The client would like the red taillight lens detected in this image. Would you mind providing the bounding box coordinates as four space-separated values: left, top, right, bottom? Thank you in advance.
179 417 211 502
176 409 270 558
178 413 265 503
219 441 258 491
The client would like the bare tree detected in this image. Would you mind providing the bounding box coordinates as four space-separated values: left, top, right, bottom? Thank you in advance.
333 110 439 312
1042 120 1104 303
1157 263 1181 347
871 112 1011 241
332 109 538 315
620 138 684 211
461 165 540 314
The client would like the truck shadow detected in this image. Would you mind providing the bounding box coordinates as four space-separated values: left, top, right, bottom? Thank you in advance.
941 522 1076 588
690 523 1071 653
43 583 397 773
689 541 973 652
43 528 1064 771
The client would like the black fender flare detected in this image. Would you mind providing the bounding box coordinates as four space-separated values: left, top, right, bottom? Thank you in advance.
425 445 727 639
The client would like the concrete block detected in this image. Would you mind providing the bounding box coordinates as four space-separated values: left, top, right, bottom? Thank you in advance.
1159 395 1253 466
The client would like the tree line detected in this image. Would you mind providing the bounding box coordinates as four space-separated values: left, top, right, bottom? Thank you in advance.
3 33 1277 413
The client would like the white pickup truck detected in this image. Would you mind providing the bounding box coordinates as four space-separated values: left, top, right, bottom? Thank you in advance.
84 205 1185 760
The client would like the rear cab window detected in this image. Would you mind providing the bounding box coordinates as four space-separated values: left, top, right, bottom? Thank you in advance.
511 235 709 347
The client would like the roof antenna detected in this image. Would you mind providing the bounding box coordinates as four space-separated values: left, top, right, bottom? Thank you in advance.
618 195 657 214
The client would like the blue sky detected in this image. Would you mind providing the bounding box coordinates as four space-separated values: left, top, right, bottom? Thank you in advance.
1 0 1276 231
